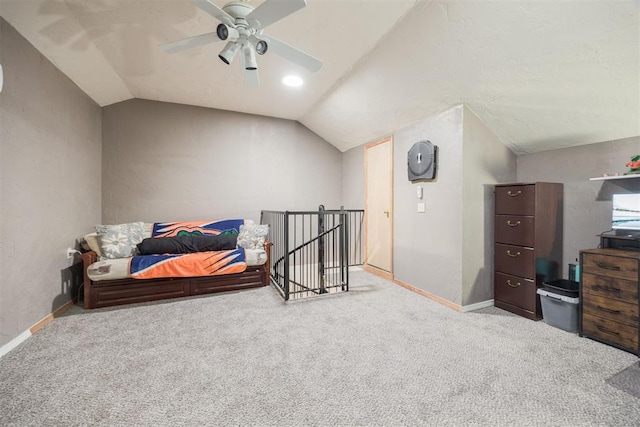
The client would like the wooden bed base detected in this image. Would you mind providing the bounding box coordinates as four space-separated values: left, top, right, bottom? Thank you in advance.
77 242 271 309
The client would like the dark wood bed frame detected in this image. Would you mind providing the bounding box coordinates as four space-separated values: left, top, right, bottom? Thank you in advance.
77 242 272 309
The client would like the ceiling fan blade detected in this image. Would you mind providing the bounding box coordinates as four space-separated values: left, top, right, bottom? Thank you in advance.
160 31 221 54
263 34 322 72
246 0 307 30
191 0 234 26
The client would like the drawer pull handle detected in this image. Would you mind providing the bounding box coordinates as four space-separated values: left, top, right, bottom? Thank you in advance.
593 285 622 293
595 262 620 271
506 250 521 258
506 280 521 288
595 325 620 336
507 190 522 197
507 220 521 227
596 305 621 315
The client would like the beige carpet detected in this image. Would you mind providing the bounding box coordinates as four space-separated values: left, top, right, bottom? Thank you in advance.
1 270 639 426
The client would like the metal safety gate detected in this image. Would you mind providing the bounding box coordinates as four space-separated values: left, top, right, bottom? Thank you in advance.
261 206 364 300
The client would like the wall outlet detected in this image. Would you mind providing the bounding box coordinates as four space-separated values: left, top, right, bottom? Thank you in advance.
417 203 426 213
66 248 77 259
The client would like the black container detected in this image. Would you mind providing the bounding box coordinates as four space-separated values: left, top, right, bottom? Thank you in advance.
568 263 576 281
542 279 579 298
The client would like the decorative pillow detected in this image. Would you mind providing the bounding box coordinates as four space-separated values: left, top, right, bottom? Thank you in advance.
95 222 146 259
83 233 103 257
143 223 153 238
237 222 269 250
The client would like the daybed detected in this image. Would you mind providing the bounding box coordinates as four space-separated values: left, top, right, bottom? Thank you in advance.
77 219 271 309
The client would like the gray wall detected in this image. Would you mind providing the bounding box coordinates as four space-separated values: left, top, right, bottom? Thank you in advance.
517 136 640 278
343 105 515 307
393 106 465 305
102 99 343 224
462 106 516 305
342 144 365 209
0 19 102 347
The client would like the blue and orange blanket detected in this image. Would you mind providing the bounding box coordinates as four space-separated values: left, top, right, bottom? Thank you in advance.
130 219 248 279
151 219 245 238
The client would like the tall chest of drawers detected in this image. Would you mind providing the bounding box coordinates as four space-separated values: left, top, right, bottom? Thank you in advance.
580 248 639 355
494 183 564 320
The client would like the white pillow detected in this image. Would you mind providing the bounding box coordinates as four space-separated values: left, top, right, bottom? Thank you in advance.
95 222 146 259
237 223 269 250
83 232 103 257
143 223 153 238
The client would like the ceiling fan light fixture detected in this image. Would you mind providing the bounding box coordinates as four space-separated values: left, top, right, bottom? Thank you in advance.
244 45 257 70
216 23 238 41
216 23 228 40
161 0 323 84
282 75 303 88
255 39 268 55
219 41 240 65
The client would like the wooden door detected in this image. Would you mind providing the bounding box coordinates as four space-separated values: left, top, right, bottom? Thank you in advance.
365 137 393 275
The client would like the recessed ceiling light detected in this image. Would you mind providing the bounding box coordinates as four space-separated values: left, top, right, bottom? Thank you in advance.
282 75 303 87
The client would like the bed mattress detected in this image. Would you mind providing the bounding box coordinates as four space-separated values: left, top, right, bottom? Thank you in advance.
87 248 267 282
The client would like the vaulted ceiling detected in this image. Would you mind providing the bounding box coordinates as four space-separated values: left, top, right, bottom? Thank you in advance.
2 0 638 154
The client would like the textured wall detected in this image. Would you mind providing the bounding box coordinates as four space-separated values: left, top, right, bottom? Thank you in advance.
393 106 465 305
462 106 517 306
345 105 514 307
301 0 639 154
102 99 343 224
517 136 640 278
342 144 365 209
0 19 102 347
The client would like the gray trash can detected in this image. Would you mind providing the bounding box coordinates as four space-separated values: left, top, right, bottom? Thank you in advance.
537 288 579 332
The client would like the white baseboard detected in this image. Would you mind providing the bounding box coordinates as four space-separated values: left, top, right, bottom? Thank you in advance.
461 299 495 313
0 299 74 359
0 330 32 358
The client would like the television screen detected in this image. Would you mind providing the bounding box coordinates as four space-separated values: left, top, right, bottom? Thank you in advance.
612 193 640 231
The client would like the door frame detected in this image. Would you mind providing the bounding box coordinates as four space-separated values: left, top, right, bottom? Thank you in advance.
364 136 394 280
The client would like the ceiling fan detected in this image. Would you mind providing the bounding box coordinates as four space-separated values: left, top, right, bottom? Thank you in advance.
160 0 323 84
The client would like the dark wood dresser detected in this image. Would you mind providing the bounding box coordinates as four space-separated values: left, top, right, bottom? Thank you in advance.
579 248 639 355
494 182 564 320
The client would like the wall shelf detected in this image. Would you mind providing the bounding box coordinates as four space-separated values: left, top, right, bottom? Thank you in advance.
590 174 640 181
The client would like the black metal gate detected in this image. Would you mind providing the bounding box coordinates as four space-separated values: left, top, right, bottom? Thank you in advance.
261 206 364 300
